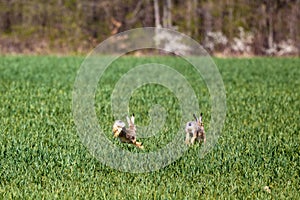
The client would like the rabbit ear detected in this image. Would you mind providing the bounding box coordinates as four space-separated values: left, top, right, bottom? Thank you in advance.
193 113 198 122
199 113 203 123
126 113 135 125
130 113 135 124
126 116 131 125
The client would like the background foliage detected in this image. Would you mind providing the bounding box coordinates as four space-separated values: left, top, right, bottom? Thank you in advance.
0 0 299 56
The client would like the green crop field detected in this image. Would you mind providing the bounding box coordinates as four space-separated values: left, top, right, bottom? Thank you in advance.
0 56 299 199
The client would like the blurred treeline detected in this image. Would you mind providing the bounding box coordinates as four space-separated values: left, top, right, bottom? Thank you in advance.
0 0 299 56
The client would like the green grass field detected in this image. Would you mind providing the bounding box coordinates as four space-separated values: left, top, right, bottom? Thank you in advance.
0 56 299 199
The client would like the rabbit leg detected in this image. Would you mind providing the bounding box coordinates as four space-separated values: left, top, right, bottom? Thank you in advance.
190 132 197 144
198 131 206 144
185 131 190 144
196 135 201 143
202 131 206 144
134 141 144 149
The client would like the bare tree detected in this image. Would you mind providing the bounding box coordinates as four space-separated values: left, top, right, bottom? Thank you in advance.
187 0 192 35
193 0 198 37
0 0 299 55
2 0 12 33
153 0 161 27
163 0 172 28
265 1 274 49
153 0 172 28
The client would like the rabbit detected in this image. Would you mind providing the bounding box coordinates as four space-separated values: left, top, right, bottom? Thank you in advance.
185 113 206 145
112 114 144 149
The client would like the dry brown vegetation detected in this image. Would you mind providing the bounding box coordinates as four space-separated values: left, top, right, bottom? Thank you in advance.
0 0 299 56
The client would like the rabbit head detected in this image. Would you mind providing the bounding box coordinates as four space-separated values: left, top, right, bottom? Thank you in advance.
112 120 126 138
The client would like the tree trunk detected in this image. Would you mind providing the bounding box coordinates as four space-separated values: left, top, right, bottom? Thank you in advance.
153 0 161 27
144 0 154 26
203 3 212 34
227 0 233 40
3 0 11 33
187 0 192 35
297 0 300 55
193 0 198 38
265 1 274 49
166 0 172 28
267 11 273 49
163 0 172 28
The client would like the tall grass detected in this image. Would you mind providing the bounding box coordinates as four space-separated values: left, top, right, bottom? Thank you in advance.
0 56 299 199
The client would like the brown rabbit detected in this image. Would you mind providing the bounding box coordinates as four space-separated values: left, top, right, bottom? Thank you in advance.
112 114 144 149
185 113 206 145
